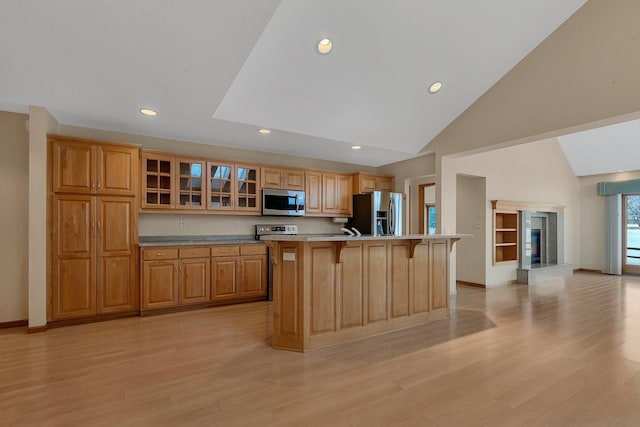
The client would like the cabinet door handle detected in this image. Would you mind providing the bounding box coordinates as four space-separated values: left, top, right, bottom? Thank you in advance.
91 180 95 190
97 181 101 190
156 252 166 256
97 221 101 231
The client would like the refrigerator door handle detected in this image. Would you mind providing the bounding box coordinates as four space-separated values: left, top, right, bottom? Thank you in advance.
389 200 394 235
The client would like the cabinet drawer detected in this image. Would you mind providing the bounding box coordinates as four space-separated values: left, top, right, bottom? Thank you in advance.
179 247 211 258
211 245 240 257
241 244 267 256
143 248 179 260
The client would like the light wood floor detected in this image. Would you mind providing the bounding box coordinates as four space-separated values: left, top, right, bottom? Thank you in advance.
3 272 640 426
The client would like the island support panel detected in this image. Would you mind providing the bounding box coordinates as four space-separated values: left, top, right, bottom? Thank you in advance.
270 239 451 352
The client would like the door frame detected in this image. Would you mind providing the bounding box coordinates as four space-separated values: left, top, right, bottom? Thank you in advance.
418 183 435 235
622 194 640 274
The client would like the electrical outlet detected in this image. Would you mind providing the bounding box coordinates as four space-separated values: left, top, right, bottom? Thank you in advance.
179 219 184 228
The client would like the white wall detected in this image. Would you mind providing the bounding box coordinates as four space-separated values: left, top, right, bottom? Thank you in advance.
456 175 486 285
139 214 343 237
579 170 640 271
28 106 59 327
0 111 29 323
440 138 581 287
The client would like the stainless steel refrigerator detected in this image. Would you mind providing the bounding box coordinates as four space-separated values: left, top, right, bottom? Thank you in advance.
347 191 403 236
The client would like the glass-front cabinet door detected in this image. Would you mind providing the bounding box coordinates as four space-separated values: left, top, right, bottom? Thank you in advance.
141 153 174 209
176 158 205 210
235 164 260 213
207 161 234 211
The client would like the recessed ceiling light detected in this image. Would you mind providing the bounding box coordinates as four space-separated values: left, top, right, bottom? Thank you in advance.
257 128 271 135
429 81 443 94
351 145 361 150
139 108 157 116
317 38 333 54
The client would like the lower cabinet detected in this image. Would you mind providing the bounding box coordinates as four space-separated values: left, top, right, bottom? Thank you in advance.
142 243 267 312
211 244 267 302
51 194 138 321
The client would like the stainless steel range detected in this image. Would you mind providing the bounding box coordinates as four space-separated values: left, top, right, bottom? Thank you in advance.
255 224 298 300
255 224 298 238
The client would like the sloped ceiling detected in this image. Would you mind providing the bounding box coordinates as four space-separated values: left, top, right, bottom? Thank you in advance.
424 0 640 177
0 0 587 166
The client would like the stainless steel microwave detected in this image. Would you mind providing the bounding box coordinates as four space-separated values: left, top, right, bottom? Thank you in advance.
262 189 305 216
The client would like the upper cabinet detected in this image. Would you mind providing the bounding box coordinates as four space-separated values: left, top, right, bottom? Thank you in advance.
305 171 323 215
353 172 394 194
51 137 139 196
206 161 260 214
234 164 260 214
306 171 353 217
141 153 260 214
261 167 305 190
141 153 175 209
206 161 234 212
142 153 206 210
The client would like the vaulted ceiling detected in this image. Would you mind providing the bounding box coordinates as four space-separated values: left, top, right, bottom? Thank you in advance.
0 0 589 166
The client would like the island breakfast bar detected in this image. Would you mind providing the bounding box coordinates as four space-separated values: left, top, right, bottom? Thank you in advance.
261 235 465 352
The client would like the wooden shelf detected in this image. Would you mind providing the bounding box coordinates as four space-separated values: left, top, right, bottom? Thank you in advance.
494 210 518 264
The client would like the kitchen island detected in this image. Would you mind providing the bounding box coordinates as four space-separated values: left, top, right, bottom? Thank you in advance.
260 234 465 352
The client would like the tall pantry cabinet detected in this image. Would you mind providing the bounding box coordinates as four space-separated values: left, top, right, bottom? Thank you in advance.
49 136 140 321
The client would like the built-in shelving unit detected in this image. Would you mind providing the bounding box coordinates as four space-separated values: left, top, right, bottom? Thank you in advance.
492 201 519 265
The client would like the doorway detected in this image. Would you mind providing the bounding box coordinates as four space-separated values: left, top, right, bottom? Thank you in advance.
418 183 436 235
623 194 640 274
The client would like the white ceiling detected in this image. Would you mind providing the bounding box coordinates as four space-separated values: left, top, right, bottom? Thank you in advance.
558 119 640 176
0 0 588 166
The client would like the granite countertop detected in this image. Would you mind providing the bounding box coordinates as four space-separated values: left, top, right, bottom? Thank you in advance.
138 235 262 247
258 234 471 242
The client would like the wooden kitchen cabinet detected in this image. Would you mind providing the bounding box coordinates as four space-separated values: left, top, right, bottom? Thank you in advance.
353 172 394 194
97 197 138 314
141 243 266 310
51 194 138 320
51 136 138 196
49 136 140 322
240 245 267 297
179 246 211 304
142 258 179 310
142 247 212 309
142 153 206 210
212 244 267 301
235 164 260 213
51 194 97 320
211 256 240 301
305 171 323 215
323 173 353 216
261 167 305 190
207 161 260 213
176 158 206 211
305 171 352 217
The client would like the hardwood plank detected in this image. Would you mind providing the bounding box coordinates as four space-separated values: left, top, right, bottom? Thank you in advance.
2 272 640 426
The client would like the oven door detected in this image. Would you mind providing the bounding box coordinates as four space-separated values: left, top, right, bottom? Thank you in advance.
262 189 305 216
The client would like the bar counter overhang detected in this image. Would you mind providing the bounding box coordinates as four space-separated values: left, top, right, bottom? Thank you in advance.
260 234 467 352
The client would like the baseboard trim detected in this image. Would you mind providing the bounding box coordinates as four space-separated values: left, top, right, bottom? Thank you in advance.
28 324 48 334
48 311 139 329
0 319 28 329
456 280 486 289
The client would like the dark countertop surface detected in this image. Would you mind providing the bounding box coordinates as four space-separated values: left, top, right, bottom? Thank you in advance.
138 235 261 247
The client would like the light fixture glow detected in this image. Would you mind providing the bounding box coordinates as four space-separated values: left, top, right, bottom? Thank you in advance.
351 145 361 150
139 108 157 116
257 128 271 135
429 81 443 94
317 38 333 54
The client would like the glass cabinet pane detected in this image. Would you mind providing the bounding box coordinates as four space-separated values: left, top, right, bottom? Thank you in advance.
177 159 205 209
